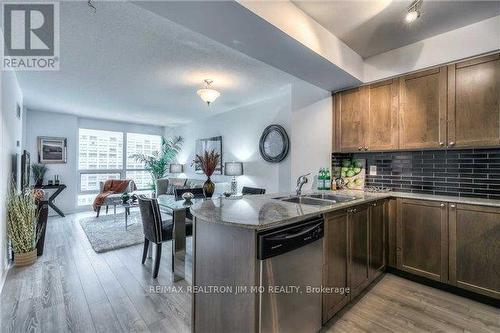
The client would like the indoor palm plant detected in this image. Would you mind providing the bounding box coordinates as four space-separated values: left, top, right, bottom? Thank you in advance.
7 188 41 266
193 149 220 198
131 136 184 191
31 163 48 186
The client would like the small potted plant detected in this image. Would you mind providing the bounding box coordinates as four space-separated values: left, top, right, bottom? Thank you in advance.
193 150 220 198
7 188 41 266
31 163 48 187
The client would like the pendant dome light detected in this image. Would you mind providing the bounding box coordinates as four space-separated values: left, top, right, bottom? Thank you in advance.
197 79 220 106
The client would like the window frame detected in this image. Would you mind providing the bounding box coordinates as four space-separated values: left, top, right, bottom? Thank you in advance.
77 130 161 206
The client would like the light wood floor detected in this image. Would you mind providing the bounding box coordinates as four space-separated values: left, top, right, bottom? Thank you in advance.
1 211 499 333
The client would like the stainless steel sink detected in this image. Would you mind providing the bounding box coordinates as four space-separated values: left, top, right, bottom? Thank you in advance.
307 194 357 203
279 196 334 206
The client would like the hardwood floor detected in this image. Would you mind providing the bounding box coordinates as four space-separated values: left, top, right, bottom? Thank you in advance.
1 210 499 333
324 274 500 333
0 210 191 333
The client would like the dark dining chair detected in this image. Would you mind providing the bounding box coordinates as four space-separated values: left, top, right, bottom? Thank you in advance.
138 195 193 278
242 186 266 195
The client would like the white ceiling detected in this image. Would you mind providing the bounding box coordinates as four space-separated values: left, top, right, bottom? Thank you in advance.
16 1 302 126
293 0 500 58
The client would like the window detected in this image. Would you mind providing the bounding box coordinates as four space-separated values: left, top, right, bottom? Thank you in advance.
78 129 161 206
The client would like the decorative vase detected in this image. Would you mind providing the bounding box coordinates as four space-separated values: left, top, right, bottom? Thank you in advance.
14 249 37 266
121 192 130 203
203 177 215 198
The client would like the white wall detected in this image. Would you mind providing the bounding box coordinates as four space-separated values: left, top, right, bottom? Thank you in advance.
170 79 331 194
170 90 293 194
0 70 24 287
24 110 164 215
364 16 500 83
291 96 332 191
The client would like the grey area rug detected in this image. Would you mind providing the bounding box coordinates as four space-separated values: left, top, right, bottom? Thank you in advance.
79 211 145 253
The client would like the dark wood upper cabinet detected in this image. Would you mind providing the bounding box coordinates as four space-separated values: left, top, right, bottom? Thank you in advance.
368 200 385 281
447 54 500 148
349 204 370 299
397 199 448 283
333 53 499 152
449 204 500 299
367 79 399 151
322 210 350 323
334 87 367 152
399 67 447 150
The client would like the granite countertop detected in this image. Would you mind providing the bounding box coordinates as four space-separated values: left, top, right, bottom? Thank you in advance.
189 190 500 230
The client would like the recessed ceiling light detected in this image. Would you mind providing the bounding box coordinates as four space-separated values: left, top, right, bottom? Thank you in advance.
405 0 422 23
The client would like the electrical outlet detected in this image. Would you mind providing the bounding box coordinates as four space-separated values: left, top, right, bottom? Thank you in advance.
369 165 377 176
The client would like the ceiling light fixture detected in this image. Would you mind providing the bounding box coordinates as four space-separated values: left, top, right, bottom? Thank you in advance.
197 79 220 106
405 0 422 23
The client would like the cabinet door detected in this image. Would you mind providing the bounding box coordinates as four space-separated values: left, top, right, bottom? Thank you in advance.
369 200 385 281
397 199 448 282
448 54 500 148
399 68 447 149
334 87 367 152
386 198 398 268
367 79 399 151
322 210 349 323
449 204 500 299
349 204 370 299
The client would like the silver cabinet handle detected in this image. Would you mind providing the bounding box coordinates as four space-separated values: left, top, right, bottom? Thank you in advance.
358 147 363 151
364 147 368 151
450 204 456 208
439 142 444 146
440 203 445 207
449 141 455 147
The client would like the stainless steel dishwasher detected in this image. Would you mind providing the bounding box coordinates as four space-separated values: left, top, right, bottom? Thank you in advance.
257 216 324 333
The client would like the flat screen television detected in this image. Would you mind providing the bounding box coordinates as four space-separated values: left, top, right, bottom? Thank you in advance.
21 150 30 191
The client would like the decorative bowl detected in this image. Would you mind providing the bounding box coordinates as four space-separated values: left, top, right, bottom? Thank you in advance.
182 192 194 201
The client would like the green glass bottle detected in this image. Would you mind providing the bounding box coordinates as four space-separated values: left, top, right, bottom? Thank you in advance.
317 168 324 191
325 168 331 191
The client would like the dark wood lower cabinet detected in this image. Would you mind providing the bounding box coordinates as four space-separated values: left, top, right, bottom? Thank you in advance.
322 210 349 323
348 204 370 299
323 198 500 324
369 200 386 280
397 199 448 282
449 204 500 299
323 201 386 323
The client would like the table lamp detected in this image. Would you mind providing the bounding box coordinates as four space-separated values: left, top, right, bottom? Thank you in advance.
224 162 243 195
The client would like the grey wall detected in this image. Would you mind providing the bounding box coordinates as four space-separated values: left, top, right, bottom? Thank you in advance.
23 110 165 215
0 70 24 284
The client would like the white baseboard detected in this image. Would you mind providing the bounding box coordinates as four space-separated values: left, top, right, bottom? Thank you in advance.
0 262 12 295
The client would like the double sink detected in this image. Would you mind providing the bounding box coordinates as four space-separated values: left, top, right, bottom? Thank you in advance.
273 193 358 206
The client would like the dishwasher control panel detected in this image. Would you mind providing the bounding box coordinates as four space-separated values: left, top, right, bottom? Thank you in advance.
257 217 324 260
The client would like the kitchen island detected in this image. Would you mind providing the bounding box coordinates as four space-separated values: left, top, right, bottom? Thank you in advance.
189 190 500 333
189 190 383 333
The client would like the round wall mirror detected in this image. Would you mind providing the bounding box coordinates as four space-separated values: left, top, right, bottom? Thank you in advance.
259 125 290 163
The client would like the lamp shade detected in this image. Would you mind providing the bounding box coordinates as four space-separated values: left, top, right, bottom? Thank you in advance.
224 162 243 176
169 163 184 173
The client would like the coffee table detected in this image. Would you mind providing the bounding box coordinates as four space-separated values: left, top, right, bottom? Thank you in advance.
122 201 139 230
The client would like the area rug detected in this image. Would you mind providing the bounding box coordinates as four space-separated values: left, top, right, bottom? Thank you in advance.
79 211 144 253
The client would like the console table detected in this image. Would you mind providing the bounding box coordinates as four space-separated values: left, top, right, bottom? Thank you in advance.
34 184 67 217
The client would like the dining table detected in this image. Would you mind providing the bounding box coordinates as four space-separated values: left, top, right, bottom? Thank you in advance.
156 195 205 282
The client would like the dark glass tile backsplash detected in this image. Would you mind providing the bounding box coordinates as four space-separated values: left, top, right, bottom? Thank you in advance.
332 148 500 200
